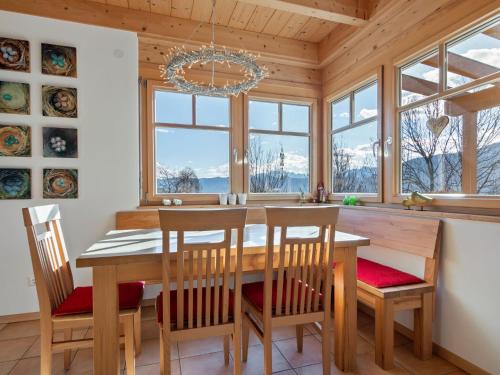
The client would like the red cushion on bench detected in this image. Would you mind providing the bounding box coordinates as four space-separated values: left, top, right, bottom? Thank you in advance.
156 287 235 324
242 279 322 312
357 258 424 288
52 281 145 316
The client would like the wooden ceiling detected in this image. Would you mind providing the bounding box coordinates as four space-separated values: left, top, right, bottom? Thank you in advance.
88 0 368 42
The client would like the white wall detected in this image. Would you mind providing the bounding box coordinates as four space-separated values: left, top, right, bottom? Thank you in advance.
0 11 139 315
359 218 500 374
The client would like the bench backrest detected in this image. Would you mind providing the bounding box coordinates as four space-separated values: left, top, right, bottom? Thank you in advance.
336 208 442 285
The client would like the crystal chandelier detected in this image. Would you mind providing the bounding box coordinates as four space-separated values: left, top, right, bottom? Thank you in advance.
160 0 267 97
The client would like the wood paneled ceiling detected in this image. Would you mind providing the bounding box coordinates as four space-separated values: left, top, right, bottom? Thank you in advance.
88 0 367 42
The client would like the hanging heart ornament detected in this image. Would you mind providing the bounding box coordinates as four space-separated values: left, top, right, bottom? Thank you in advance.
426 115 449 138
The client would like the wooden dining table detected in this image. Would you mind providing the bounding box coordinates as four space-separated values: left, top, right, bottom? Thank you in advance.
76 223 369 374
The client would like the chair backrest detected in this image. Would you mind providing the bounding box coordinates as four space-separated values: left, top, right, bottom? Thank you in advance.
336 208 442 285
264 206 339 316
22 205 74 315
158 208 247 330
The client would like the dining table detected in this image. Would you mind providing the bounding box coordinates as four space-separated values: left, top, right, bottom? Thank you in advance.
76 223 370 374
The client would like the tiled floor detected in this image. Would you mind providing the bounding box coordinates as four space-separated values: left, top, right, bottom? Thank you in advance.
0 307 466 375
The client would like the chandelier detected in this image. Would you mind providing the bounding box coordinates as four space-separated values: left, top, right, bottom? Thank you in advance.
160 0 267 97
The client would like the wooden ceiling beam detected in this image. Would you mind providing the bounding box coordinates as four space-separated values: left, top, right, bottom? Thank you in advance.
0 0 319 67
238 0 367 26
422 52 498 79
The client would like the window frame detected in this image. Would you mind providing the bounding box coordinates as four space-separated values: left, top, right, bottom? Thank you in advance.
393 15 500 208
244 93 316 200
144 80 237 204
325 68 384 203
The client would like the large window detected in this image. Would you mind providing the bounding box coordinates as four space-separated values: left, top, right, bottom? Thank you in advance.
330 79 381 196
247 99 311 194
397 16 500 197
153 89 230 194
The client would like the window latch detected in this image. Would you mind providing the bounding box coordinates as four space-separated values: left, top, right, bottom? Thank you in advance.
384 137 393 157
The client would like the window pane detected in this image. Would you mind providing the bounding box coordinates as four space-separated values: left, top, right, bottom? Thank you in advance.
446 20 500 89
249 100 279 130
400 100 462 194
354 82 378 122
282 104 309 132
248 133 309 193
331 96 350 130
400 51 439 106
155 91 192 124
476 105 500 195
332 121 378 193
196 95 229 127
155 128 229 194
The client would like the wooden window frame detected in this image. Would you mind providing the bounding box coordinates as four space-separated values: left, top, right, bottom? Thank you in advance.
392 15 500 209
324 67 384 203
244 92 318 201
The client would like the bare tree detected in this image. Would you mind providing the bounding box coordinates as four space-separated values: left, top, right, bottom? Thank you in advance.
248 137 288 193
157 166 201 193
476 107 500 194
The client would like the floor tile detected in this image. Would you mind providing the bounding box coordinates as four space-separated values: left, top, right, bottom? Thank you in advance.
234 343 291 374
136 337 178 366
9 352 66 375
295 361 354 375
180 351 233 375
178 335 226 358
272 325 311 342
313 333 373 356
141 306 157 321
356 352 412 375
24 328 88 358
0 360 17 375
135 360 180 375
0 336 37 362
0 320 40 340
274 335 326 368
141 319 160 340
358 323 411 347
394 344 458 375
274 370 297 375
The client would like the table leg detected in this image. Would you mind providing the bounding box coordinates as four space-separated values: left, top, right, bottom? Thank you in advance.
93 266 120 375
334 246 357 371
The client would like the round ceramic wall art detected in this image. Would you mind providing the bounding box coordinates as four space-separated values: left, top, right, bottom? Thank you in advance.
41 43 77 77
0 168 31 199
0 125 31 157
42 85 77 118
0 38 30 72
43 168 78 199
0 81 30 114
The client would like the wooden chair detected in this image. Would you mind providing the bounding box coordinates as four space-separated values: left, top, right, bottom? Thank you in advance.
156 208 247 375
22 204 144 375
336 208 442 369
242 206 339 375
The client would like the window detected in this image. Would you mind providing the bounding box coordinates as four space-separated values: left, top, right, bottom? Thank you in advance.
248 99 311 194
330 80 380 196
397 16 500 197
153 89 231 194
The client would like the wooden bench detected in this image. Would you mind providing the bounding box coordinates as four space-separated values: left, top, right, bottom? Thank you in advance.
336 208 442 370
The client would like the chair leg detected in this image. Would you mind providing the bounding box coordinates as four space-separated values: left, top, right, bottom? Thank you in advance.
63 328 72 370
242 317 250 362
134 307 142 355
160 326 171 375
375 298 394 370
296 325 304 353
233 322 242 374
263 328 272 375
224 335 230 365
414 292 433 360
321 316 331 375
124 316 136 375
40 320 52 375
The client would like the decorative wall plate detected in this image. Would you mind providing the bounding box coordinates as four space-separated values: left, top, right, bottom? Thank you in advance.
43 127 77 158
0 124 31 156
0 168 31 199
41 43 77 77
42 86 77 118
0 81 30 114
0 38 30 72
43 168 78 199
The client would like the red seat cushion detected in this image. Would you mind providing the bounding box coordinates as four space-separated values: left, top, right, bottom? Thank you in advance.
356 258 424 288
156 287 235 325
52 281 145 316
241 279 322 313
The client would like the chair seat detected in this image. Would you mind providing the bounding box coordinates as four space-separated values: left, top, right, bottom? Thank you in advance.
156 287 235 325
242 279 322 313
52 281 145 316
357 258 424 288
